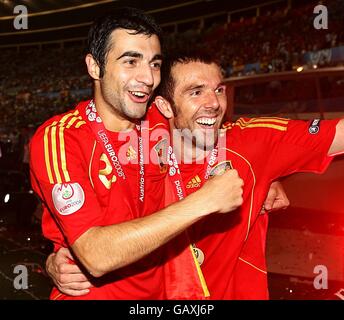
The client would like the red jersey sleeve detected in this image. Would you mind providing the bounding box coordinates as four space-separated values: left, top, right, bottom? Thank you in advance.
30 121 104 246
268 118 339 178
232 118 340 180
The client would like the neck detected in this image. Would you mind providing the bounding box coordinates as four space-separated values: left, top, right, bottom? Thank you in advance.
170 129 209 164
94 91 136 132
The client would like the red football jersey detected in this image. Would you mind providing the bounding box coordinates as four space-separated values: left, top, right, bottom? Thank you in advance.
144 104 210 299
163 117 339 299
30 100 166 300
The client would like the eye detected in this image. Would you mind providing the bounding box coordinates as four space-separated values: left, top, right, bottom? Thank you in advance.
151 61 162 70
191 90 201 97
124 59 137 66
215 86 226 95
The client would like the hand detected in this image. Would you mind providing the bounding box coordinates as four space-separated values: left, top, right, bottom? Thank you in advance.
46 247 92 296
261 181 290 213
200 169 244 214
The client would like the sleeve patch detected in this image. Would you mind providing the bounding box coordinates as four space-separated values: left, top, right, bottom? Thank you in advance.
52 183 85 215
309 119 321 135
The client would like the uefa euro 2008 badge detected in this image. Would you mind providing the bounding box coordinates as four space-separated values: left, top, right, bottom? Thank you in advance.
52 183 85 215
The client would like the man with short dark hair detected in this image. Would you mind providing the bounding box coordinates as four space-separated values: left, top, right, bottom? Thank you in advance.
152 53 344 299
30 8 247 299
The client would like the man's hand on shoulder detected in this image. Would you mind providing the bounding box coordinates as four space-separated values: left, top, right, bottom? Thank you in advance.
261 181 290 213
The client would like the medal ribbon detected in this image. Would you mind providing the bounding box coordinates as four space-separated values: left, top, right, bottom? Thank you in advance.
167 145 218 198
164 144 218 298
84 100 144 211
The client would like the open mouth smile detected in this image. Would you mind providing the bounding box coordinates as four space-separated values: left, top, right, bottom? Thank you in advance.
196 117 217 128
128 90 150 103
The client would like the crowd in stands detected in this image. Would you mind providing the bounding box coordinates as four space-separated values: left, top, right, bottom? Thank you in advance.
0 46 91 128
167 0 344 77
0 0 344 170
0 46 91 169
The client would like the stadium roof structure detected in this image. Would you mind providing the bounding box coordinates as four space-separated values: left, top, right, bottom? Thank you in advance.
0 0 311 46
0 0 283 17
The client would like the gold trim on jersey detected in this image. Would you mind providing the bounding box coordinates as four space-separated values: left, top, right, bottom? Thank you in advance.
189 244 210 298
244 117 289 123
65 115 80 128
59 126 70 182
44 123 55 184
89 140 97 189
75 120 86 128
51 293 63 300
43 110 86 184
221 122 233 130
141 122 168 131
222 148 256 241
235 117 288 131
51 126 62 184
238 257 267 274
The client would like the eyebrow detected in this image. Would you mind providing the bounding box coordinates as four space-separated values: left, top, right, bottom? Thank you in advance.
183 84 205 94
116 51 142 60
116 51 163 62
182 82 226 95
151 54 163 62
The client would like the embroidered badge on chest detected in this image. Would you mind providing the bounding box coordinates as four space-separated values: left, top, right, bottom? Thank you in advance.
209 160 233 177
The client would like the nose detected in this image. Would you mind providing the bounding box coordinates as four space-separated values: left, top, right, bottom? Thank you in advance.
136 63 154 88
205 91 220 111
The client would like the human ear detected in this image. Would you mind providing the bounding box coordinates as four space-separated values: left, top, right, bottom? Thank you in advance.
154 96 174 119
85 54 100 80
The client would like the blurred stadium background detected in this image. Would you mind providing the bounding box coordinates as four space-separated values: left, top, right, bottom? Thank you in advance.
0 0 343 300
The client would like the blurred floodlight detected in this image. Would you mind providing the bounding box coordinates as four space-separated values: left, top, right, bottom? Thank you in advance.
4 194 10 203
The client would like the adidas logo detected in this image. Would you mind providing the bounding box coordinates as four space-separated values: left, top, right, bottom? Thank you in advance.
126 145 137 161
186 175 202 188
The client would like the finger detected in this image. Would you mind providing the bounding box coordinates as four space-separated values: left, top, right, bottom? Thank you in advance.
263 193 276 211
46 253 56 275
58 288 90 297
58 263 84 274
60 273 91 283
270 199 289 211
264 197 274 211
278 197 290 209
60 281 93 290
58 247 75 262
